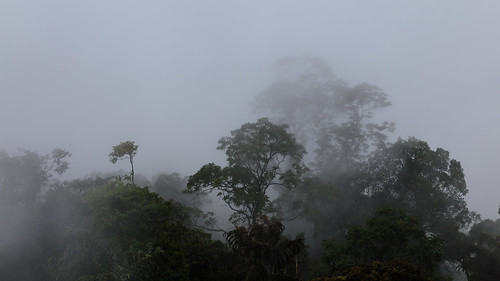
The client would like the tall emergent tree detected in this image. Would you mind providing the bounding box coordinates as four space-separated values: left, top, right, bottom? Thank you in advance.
109 141 138 185
252 55 394 173
260 56 395 243
252 56 339 147
186 118 307 227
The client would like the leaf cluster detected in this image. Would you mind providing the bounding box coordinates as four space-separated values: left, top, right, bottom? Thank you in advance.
42 180 235 281
225 217 305 281
362 137 475 233
321 208 443 279
109 141 138 163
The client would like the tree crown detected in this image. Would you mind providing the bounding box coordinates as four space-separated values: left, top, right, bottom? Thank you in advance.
109 141 138 163
187 118 307 226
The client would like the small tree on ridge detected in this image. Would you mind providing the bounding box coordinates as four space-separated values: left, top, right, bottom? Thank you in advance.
109 141 138 185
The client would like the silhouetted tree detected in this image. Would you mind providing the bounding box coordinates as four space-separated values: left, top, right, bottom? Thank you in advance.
459 219 500 281
225 217 305 281
46 179 235 281
186 118 307 227
321 208 444 280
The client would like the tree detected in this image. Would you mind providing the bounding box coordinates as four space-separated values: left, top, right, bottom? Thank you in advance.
186 118 307 227
362 137 475 232
459 219 500 281
255 56 394 244
109 141 138 185
311 261 433 281
225 217 305 281
252 56 340 147
0 148 71 206
45 180 189 280
359 137 478 270
275 173 374 241
252 55 394 172
45 180 236 281
320 208 444 280
0 148 70 280
314 82 394 176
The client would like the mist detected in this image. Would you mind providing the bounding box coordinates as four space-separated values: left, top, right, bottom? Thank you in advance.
2 1 499 218
2 1 500 280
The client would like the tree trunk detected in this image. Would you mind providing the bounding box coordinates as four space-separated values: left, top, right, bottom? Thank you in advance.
129 156 135 186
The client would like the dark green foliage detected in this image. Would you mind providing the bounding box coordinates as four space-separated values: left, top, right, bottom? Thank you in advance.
459 219 500 281
0 81 492 281
461 245 500 281
362 138 473 230
321 208 444 279
260 57 395 249
187 118 307 226
225 217 305 281
361 137 478 267
468 219 500 242
311 261 432 281
44 180 234 281
285 137 477 271
46 181 189 281
85 183 174 250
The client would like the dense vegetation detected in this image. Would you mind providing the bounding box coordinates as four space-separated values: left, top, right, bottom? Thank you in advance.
0 56 498 281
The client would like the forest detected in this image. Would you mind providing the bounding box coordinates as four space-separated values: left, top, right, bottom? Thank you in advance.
1 56 499 281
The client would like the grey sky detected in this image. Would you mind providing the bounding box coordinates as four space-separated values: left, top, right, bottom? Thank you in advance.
1 1 500 219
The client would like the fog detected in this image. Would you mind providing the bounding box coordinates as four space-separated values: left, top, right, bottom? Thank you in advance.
2 0 500 222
